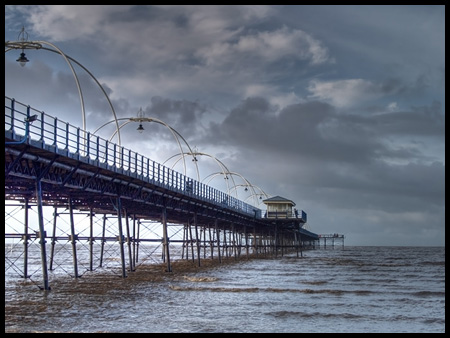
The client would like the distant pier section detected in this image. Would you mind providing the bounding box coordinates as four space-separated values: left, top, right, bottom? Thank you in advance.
317 233 344 249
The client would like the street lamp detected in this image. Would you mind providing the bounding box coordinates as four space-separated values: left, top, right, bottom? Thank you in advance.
136 107 145 133
15 27 30 66
204 172 257 201
244 191 270 206
16 52 29 67
164 151 234 184
5 27 120 146
92 109 198 177
8 27 39 67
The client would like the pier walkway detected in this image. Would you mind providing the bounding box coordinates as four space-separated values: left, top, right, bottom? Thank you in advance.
5 96 318 290
317 234 345 249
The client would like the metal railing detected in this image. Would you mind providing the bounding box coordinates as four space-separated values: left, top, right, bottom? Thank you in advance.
5 96 262 218
265 209 307 221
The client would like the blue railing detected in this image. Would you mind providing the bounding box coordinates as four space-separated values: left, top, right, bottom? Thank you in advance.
5 96 262 218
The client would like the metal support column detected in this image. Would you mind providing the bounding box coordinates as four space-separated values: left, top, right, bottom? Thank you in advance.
135 218 141 264
232 224 237 260
162 206 172 272
280 230 284 257
298 231 303 257
132 215 137 269
22 198 30 278
208 225 214 259
181 224 187 260
244 226 249 259
68 197 79 278
188 220 195 262
253 227 258 257
35 178 50 290
49 206 58 271
99 214 107 267
222 225 228 258
116 197 127 278
203 226 207 259
194 212 201 267
124 210 134 272
215 219 221 263
89 207 94 271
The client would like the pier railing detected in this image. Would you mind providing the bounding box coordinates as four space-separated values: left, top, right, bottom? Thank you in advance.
266 210 307 222
5 96 261 218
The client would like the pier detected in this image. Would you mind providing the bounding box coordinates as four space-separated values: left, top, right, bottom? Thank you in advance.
317 234 345 249
5 96 319 290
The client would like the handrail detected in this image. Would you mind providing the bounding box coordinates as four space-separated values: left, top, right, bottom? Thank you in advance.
265 209 307 221
5 96 262 218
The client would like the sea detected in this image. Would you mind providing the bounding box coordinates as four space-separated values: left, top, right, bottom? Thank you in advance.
4 245 445 333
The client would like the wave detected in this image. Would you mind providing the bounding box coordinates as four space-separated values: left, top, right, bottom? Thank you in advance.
268 310 365 320
301 280 328 285
168 285 375 296
412 291 445 297
421 261 445 266
168 285 260 292
266 311 445 325
169 284 442 299
183 276 219 282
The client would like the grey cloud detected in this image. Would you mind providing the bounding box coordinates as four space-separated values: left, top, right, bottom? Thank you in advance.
369 101 444 136
309 160 444 211
5 5 444 246
145 96 207 139
207 98 380 164
207 97 277 147
200 96 444 219
6 6 334 114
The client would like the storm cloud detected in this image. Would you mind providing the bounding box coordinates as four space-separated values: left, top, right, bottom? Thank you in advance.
5 5 444 245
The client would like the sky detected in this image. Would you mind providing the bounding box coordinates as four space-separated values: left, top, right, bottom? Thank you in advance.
5 5 445 246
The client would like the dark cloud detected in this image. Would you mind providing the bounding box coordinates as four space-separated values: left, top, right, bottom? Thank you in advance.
146 96 207 137
197 96 444 246
369 101 444 136
207 98 444 165
5 5 444 246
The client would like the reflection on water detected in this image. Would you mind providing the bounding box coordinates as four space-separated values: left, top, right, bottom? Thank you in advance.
5 246 445 333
